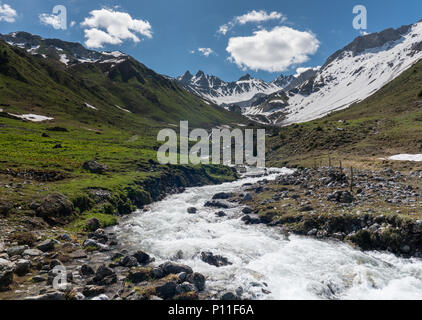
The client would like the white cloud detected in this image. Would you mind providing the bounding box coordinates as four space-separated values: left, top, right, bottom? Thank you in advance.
0 3 17 23
197 48 214 57
218 10 286 35
39 13 62 29
226 26 320 72
294 66 320 77
81 8 152 48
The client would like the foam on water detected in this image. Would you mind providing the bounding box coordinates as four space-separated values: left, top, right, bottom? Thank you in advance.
113 168 422 300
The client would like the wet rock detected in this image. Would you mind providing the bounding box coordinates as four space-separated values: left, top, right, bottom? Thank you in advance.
176 282 196 294
401 245 411 254
85 218 100 232
204 201 229 209
241 215 261 225
128 267 153 283
200 252 232 267
242 207 253 214
37 239 56 252
14 259 30 276
93 265 117 286
133 250 151 265
83 239 99 249
187 207 197 214
221 292 240 300
212 192 233 200
119 256 138 268
215 211 226 217
83 160 109 174
80 264 95 277
89 229 108 244
31 193 74 219
32 275 47 283
160 262 193 276
154 281 177 300
186 272 206 291
307 229 318 236
83 285 105 297
0 269 13 291
152 267 163 279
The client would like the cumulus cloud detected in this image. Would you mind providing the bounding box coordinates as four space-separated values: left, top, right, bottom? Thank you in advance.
80 8 152 48
39 13 62 29
294 66 320 77
218 10 285 35
197 48 214 57
0 2 17 23
226 26 320 72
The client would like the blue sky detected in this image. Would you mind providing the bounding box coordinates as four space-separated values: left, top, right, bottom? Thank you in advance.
0 0 421 81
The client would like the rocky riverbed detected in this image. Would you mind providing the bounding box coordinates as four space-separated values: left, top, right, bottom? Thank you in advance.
1 166 422 300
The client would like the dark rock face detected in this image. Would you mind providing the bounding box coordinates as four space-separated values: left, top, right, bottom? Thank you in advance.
200 252 232 267
83 160 109 174
80 265 95 277
31 193 74 219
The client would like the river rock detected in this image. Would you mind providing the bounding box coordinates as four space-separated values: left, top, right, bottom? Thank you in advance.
200 252 232 267
215 211 226 217
242 193 253 201
119 256 138 268
221 292 240 300
93 265 117 286
160 262 193 276
176 282 196 294
7 245 28 257
187 207 197 214
186 272 206 291
37 239 56 252
14 259 30 276
155 281 177 299
212 192 233 200
0 269 14 291
242 207 253 214
25 291 65 300
83 285 105 297
204 201 229 209
23 249 43 257
0 258 13 271
133 250 151 265
80 264 95 276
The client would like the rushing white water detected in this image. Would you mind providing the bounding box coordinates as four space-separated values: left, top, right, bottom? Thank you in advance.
113 168 422 300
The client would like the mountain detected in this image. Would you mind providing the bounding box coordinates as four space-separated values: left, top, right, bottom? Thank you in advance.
248 20 422 125
176 70 316 106
267 58 422 168
0 32 247 129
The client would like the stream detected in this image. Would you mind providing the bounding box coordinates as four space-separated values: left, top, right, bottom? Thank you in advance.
113 168 422 300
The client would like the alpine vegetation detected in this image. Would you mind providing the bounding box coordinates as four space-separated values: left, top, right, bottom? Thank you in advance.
157 121 265 167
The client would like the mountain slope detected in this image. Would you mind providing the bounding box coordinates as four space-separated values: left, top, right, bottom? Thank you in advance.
248 21 422 125
0 32 247 129
267 59 422 168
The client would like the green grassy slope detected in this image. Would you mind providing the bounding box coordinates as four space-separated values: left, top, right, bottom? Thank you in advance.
0 38 246 229
267 59 422 169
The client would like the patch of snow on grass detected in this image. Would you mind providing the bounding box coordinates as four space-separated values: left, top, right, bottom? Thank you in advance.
115 105 131 113
388 154 422 162
60 54 69 65
84 103 98 110
9 114 54 122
